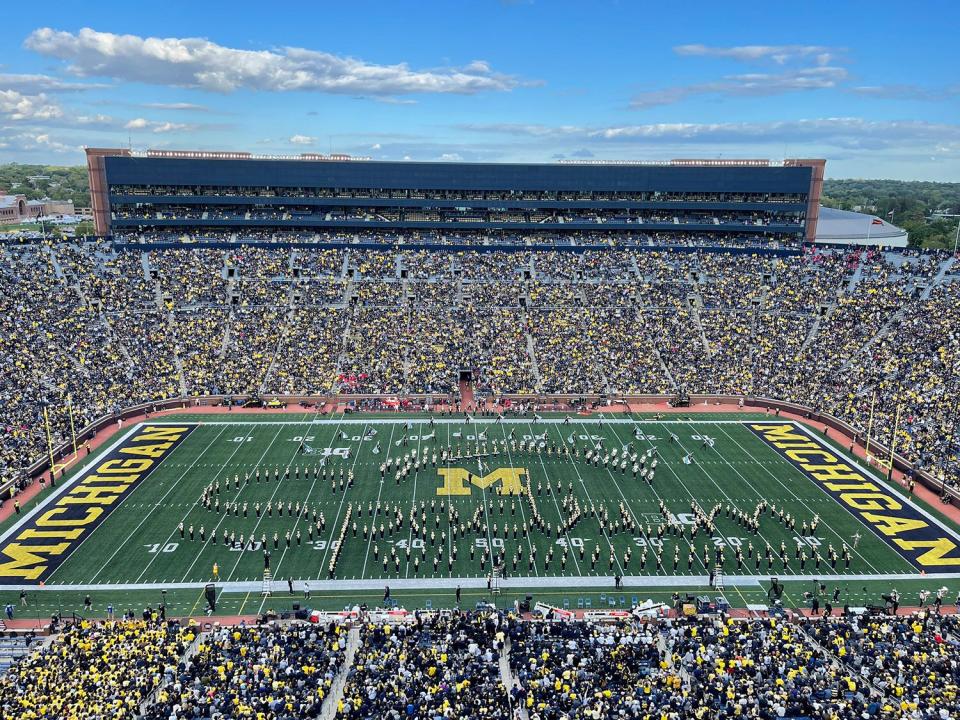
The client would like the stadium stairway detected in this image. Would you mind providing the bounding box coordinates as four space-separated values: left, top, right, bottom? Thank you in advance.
658 631 691 685
319 626 360 720
138 627 204 716
845 262 865 293
795 620 883 700
653 345 679 391
841 305 907 371
924 256 957 299
45 245 65 281
691 304 711 355
459 377 475 407
169 311 189 396
524 331 542 389
258 308 292 393
500 636 527 720
219 315 232 360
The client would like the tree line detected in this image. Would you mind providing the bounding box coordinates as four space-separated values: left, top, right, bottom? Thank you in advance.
822 179 960 249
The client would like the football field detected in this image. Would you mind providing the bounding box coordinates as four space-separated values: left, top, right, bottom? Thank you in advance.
4 411 960 607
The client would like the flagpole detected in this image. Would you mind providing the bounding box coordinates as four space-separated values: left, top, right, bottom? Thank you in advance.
887 402 902 480
67 394 78 460
865 392 876 464
43 407 57 487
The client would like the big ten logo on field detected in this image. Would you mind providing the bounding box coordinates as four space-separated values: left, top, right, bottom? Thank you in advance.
283 437 351 459
436 468 527 496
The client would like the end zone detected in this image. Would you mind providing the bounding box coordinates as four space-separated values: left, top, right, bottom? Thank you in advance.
0 424 195 582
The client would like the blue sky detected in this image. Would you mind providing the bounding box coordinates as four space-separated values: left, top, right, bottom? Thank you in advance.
2 0 959 179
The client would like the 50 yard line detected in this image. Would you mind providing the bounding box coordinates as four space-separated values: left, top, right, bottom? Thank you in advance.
313 415 365 581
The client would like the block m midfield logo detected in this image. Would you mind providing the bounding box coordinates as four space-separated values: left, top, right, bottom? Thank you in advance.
0 425 193 583
436 467 527 496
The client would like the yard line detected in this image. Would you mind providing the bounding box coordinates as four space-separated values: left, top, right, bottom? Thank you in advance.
314 415 366 580
576 423 706 574
648 420 785 570
711 421 884 574
402 421 426 580
260 430 336 587
224 415 345 585
524 421 590 575
86 425 228 584
567 422 645 528
493 422 538 578
179 422 287 582
462 422 500 578
359 423 395 579
135 425 268 583
614 419 746 573
445 422 454 577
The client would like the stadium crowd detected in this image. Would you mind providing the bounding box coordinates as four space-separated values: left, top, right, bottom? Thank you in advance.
1 609 959 719
143 622 345 720
0 618 194 719
338 612 509 719
0 240 957 502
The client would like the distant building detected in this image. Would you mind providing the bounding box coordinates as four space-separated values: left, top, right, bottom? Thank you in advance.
814 206 908 247
0 192 76 225
34 199 76 216
0 194 29 225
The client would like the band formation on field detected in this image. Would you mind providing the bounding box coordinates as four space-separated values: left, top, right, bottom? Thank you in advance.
2 414 958 593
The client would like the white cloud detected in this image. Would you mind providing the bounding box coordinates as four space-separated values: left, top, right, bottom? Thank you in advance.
460 118 960 150
0 89 63 121
438 152 463 161
0 72 106 92
0 131 77 153
848 84 960 101
289 134 316 145
628 44 851 109
25 27 527 95
457 123 586 136
125 117 192 133
674 44 842 65
152 121 189 133
141 101 212 112
73 113 114 125
372 96 418 105
370 143 381 150
631 66 849 108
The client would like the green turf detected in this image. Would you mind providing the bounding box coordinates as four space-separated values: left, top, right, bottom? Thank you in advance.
2 412 956 615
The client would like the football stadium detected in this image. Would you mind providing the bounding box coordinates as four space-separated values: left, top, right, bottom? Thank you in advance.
0 147 958 719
